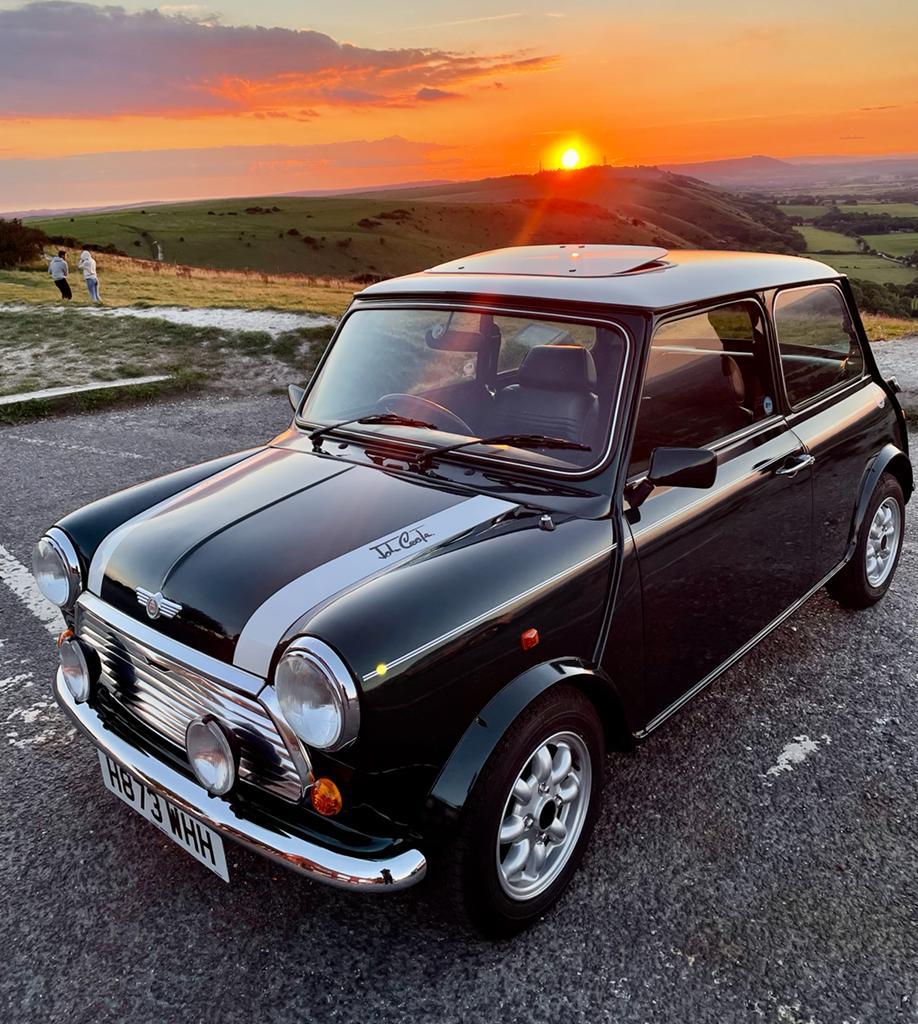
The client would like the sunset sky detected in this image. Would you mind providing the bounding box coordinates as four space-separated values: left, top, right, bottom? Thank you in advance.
1 0 916 209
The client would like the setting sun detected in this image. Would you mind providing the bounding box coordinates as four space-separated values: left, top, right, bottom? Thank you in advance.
560 148 581 170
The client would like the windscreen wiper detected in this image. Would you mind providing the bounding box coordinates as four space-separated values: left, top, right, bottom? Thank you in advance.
309 412 438 448
415 433 590 470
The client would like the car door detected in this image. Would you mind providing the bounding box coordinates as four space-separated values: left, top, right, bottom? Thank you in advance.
770 282 893 579
625 298 815 728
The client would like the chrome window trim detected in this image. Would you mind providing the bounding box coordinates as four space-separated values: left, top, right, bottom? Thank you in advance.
45 526 83 609
772 281 868 413
627 295 779 481
275 636 361 751
77 592 265 696
295 300 633 480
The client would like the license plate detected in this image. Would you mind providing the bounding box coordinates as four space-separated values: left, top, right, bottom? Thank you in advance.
98 751 229 882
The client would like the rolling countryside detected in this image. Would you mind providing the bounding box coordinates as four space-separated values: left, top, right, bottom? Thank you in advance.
29 167 804 280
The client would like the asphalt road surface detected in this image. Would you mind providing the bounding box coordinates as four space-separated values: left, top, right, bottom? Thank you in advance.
1 394 916 1024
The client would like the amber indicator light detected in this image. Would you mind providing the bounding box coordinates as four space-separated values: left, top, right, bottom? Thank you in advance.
57 628 74 648
310 777 343 816
520 628 540 651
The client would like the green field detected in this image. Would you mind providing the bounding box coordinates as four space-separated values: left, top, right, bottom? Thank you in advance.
798 226 860 252
27 167 807 281
812 254 917 285
863 232 918 257
777 204 832 220
852 203 918 217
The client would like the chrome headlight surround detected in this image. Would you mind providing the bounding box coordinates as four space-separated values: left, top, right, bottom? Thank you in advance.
274 638 360 752
32 527 83 609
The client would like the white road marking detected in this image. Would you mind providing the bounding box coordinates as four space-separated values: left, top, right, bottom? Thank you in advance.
13 435 149 461
765 734 831 779
0 671 34 693
0 544 63 636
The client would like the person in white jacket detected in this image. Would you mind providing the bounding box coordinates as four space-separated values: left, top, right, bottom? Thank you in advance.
77 250 101 303
47 250 72 301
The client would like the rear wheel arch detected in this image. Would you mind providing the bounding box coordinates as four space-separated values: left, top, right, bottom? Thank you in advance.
847 444 912 560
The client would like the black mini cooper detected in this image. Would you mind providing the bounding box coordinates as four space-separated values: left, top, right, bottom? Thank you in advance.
36 245 911 936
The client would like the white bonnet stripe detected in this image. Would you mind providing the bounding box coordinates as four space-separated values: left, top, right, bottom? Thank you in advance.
233 494 514 677
87 450 279 594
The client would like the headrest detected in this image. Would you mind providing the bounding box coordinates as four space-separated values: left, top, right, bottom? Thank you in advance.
518 345 597 391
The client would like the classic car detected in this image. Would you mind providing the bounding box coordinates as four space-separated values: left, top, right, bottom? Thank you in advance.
35 244 911 936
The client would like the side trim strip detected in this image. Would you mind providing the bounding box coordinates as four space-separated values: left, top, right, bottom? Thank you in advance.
635 560 846 738
233 494 516 677
362 544 617 682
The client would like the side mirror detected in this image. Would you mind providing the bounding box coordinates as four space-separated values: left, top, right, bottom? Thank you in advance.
648 447 717 489
287 383 305 412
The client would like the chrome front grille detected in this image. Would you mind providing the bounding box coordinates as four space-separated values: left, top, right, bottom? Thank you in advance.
77 604 303 802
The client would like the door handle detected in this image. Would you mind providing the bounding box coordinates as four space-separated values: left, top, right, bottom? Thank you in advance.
774 453 815 478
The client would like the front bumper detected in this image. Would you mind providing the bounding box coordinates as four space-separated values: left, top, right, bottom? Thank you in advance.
54 669 427 891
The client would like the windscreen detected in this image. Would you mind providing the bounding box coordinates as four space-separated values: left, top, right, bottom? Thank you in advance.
300 307 627 471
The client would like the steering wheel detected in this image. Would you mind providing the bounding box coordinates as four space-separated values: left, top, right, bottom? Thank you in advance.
378 393 473 436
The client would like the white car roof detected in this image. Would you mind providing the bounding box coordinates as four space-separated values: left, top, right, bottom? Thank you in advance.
357 245 842 311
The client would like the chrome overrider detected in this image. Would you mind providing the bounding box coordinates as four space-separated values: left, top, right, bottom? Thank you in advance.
54 618 427 892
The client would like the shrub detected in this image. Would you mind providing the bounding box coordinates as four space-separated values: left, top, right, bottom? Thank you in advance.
0 218 48 268
287 227 300 236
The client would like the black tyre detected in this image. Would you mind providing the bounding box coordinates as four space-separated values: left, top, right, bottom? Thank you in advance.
442 685 604 938
826 472 905 609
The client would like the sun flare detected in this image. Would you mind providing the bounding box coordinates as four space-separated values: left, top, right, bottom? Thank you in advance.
560 147 581 170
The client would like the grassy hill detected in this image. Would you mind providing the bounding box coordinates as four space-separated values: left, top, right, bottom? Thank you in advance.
30 166 804 280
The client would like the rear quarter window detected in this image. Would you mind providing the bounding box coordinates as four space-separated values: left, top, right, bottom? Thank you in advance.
773 284 865 407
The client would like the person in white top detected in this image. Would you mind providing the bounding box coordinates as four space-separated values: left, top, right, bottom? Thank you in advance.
77 250 101 303
47 250 72 300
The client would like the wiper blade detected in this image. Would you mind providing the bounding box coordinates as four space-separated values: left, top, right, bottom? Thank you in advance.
416 433 590 470
310 413 437 447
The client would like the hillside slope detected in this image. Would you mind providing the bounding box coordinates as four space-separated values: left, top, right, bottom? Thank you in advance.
31 166 803 279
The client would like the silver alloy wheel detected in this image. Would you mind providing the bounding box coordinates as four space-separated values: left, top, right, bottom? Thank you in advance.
496 730 592 901
866 496 902 587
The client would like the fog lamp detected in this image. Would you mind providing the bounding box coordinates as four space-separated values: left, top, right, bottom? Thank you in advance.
185 716 238 796
59 638 94 704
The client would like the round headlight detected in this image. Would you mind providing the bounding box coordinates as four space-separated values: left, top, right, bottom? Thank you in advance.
33 531 81 608
275 639 359 751
59 638 93 703
185 716 237 796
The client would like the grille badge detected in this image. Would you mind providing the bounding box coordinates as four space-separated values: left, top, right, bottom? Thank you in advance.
136 587 182 621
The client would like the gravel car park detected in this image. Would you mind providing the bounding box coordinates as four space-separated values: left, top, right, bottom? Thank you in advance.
1 389 917 1021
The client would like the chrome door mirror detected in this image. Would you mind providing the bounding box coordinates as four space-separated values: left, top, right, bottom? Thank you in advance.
287 383 306 412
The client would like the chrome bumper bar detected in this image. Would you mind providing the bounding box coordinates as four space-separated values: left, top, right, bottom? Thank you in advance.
54 669 427 892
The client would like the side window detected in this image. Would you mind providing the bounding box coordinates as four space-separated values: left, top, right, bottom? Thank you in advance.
629 302 774 476
774 284 864 407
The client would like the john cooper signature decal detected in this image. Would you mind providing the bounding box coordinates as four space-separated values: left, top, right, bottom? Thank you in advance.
371 527 434 560
233 494 516 677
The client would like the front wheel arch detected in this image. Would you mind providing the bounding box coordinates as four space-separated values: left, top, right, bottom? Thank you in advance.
423 659 630 832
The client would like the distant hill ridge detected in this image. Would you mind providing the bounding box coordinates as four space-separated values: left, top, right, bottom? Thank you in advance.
25 164 805 279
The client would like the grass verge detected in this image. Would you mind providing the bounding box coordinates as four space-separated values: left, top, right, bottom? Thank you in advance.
0 256 354 316
0 371 206 425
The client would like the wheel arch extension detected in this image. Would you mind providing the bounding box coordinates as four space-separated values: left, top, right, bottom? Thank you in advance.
424 659 631 829
847 444 913 560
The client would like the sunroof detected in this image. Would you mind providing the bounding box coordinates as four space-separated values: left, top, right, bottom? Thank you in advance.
427 244 670 278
